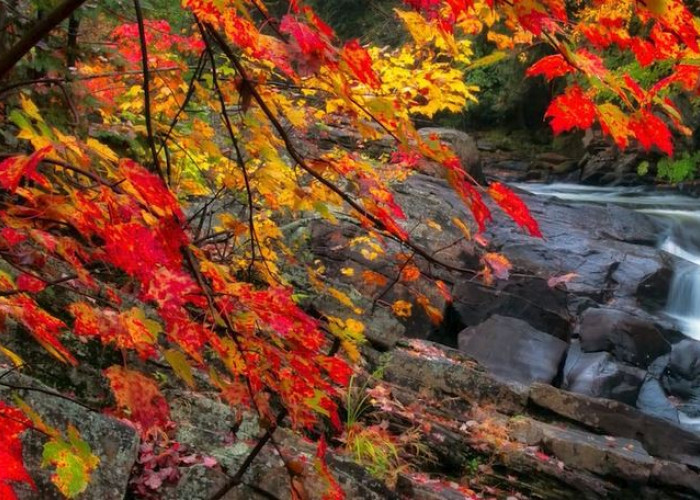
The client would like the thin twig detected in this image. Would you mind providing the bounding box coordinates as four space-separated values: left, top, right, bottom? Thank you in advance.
133 0 164 181
198 20 258 276
0 381 98 412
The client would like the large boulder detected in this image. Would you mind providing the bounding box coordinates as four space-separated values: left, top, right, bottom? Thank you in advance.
561 341 646 405
577 307 670 368
417 128 484 184
661 340 700 417
483 190 666 302
457 315 568 385
450 275 572 342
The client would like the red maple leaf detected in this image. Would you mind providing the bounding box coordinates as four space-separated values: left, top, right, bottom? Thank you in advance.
104 366 171 435
526 54 574 80
488 182 542 237
0 402 35 499
341 40 381 88
545 84 597 134
629 110 673 156
0 147 52 193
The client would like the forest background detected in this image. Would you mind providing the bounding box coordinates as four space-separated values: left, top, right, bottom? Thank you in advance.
1 0 700 498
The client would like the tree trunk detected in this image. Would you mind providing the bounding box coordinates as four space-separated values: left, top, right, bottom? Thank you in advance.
66 14 81 70
0 0 88 80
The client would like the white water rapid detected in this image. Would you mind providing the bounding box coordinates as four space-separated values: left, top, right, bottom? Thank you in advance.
515 183 700 340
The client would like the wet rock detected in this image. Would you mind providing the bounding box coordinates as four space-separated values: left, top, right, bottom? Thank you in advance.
484 192 664 301
562 341 646 405
509 418 654 484
577 307 669 368
636 377 680 424
579 148 641 186
450 276 572 341
662 340 700 398
382 344 529 414
0 373 139 500
457 315 568 385
529 383 700 467
637 266 674 311
661 340 700 417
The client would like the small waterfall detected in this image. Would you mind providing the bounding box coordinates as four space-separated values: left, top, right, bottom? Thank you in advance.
661 234 700 340
514 182 700 341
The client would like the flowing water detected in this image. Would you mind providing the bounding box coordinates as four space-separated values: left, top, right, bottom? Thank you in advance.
514 183 700 340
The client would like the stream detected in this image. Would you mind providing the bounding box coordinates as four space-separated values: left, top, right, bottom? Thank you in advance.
514 182 700 340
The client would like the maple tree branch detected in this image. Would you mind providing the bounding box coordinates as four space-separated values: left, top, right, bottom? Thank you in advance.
0 67 191 97
204 24 478 278
198 20 259 276
133 0 165 182
0 381 98 412
42 158 125 192
0 0 87 80
208 410 288 500
156 50 207 159
371 251 416 312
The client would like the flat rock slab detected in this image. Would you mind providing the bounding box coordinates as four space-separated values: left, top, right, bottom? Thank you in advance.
510 418 653 483
458 315 568 385
0 373 139 500
529 383 700 467
383 344 529 414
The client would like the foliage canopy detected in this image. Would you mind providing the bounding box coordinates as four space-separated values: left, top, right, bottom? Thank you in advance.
1 0 700 497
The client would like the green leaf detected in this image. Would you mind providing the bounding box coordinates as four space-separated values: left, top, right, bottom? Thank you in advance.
164 348 196 388
637 160 649 176
42 425 99 498
465 51 508 71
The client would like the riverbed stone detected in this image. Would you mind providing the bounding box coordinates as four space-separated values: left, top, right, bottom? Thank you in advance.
577 307 669 368
562 341 646 405
662 340 700 399
450 275 572 341
457 315 568 385
660 340 700 418
636 377 680 424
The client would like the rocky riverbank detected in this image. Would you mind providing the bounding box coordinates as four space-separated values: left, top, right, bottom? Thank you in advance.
4 129 700 499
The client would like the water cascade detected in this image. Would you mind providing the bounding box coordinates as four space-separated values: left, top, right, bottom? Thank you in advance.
657 212 700 340
515 183 700 340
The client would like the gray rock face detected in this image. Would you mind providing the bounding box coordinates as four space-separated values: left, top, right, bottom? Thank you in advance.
562 341 646 405
382 346 530 414
451 276 571 341
509 417 654 484
417 127 484 183
457 315 568 385
529 383 700 467
483 192 665 301
577 307 669 368
0 373 139 500
662 340 700 417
